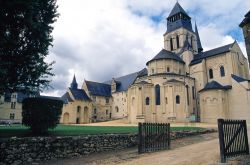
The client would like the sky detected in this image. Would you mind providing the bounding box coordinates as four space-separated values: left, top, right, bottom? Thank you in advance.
42 0 250 96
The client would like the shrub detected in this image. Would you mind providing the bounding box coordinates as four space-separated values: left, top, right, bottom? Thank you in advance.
22 97 63 134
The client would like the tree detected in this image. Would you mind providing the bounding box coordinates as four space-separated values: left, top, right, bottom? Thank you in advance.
22 97 63 134
0 0 59 94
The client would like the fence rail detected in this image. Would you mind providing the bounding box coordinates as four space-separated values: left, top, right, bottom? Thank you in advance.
138 123 170 154
218 119 249 163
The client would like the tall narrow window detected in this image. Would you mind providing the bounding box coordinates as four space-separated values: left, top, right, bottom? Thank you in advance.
170 38 173 51
165 97 168 104
155 84 160 105
167 67 170 72
176 95 180 104
146 97 150 105
176 35 180 48
186 85 189 105
209 69 213 79
192 86 195 99
190 36 193 48
220 66 225 77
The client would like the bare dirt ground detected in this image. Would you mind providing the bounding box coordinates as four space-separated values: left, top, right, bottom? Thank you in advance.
37 121 250 165
39 133 219 165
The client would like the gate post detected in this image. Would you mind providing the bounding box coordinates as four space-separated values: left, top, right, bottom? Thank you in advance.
218 118 226 163
138 122 142 154
243 120 250 155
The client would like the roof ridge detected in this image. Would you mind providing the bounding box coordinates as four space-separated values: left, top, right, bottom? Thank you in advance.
202 42 234 54
85 80 111 85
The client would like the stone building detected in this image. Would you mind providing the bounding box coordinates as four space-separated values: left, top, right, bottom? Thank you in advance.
60 2 250 124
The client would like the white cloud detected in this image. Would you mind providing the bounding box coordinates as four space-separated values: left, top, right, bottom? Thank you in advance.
43 0 250 96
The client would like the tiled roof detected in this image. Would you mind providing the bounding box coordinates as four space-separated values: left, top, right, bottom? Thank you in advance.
231 74 248 83
190 42 234 66
85 81 111 97
61 92 74 104
199 81 232 92
69 88 91 101
104 72 138 92
146 49 185 65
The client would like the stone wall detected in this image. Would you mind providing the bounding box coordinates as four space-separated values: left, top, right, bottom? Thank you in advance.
0 134 137 165
0 130 215 165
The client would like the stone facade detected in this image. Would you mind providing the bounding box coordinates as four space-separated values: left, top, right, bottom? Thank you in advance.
60 2 250 124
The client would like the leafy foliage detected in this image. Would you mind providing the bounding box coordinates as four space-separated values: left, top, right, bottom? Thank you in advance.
0 0 59 94
22 97 63 134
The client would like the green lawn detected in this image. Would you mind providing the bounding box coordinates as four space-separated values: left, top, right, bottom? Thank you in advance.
0 124 206 138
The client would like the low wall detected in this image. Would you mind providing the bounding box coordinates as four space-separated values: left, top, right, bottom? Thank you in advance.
0 129 215 165
0 134 137 165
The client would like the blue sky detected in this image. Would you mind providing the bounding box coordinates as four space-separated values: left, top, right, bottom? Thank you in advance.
43 0 250 96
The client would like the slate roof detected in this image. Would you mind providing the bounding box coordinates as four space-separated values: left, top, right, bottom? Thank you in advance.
239 10 250 27
137 68 148 77
166 2 193 33
61 92 74 104
70 75 78 89
69 88 91 101
104 72 138 92
85 81 111 97
199 81 232 92
4 92 31 103
195 22 203 53
168 2 189 18
231 74 248 82
146 49 185 65
190 42 234 66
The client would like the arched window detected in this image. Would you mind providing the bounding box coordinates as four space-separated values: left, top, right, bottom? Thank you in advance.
220 66 225 77
209 69 213 79
115 106 119 113
170 38 173 51
146 97 150 105
165 97 168 104
176 35 180 48
186 85 189 105
176 95 180 104
167 67 170 72
77 106 81 113
155 84 160 105
94 108 97 114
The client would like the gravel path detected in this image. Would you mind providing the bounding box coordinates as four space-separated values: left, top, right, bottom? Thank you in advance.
39 133 222 165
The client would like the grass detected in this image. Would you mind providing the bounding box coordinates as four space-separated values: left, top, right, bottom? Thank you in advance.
0 124 206 138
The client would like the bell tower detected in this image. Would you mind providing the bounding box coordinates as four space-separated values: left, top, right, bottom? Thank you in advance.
164 2 199 54
239 11 250 67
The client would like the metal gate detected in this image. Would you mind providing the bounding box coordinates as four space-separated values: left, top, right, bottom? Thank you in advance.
218 119 249 163
138 123 170 154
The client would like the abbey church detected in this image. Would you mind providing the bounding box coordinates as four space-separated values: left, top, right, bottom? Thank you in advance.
58 2 250 124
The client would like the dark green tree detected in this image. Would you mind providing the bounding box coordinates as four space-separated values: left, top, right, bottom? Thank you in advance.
0 0 59 94
22 97 63 134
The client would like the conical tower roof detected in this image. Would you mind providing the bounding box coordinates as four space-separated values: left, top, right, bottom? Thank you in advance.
70 74 78 89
